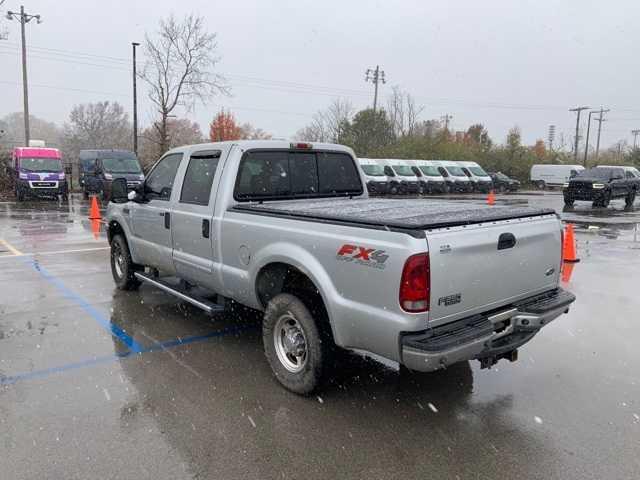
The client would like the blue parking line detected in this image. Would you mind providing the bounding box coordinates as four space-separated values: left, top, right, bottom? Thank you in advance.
25 258 144 353
0 324 257 386
0 353 130 385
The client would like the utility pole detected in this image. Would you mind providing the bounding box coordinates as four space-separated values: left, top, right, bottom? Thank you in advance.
631 129 640 150
548 125 556 151
132 42 140 156
593 107 610 161
6 6 42 146
569 106 590 163
583 110 596 167
441 114 453 132
365 66 385 112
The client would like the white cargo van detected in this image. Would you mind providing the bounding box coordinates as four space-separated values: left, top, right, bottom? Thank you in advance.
414 160 447 193
430 160 473 193
458 161 493 193
377 159 421 194
531 164 584 189
358 158 391 195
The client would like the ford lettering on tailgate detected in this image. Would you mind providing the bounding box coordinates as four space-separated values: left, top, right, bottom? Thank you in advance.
336 244 389 270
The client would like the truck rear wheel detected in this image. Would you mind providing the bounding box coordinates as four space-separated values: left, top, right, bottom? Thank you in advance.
625 190 636 208
563 194 575 207
263 293 333 394
110 234 141 290
536 180 546 190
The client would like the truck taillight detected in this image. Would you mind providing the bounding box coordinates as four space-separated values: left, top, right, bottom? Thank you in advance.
290 142 312 150
399 253 430 313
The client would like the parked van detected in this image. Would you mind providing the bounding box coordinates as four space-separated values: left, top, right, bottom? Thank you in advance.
530 164 584 189
79 149 144 200
377 159 421 194
413 160 446 193
429 160 473 193
357 158 390 195
11 145 67 201
458 161 493 193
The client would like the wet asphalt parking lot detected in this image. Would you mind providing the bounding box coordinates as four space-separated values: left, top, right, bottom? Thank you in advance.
1 192 639 480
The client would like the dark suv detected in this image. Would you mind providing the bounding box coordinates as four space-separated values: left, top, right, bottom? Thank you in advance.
489 172 520 192
79 150 144 201
563 166 640 208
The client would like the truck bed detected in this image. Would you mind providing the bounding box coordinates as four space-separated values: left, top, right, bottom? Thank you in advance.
231 198 555 234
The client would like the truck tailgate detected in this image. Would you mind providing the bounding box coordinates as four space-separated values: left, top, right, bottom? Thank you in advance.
426 215 562 325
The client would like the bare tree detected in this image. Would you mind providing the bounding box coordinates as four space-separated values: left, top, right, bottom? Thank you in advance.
139 117 204 169
140 14 227 155
239 123 272 140
386 86 424 138
62 102 131 156
295 99 354 143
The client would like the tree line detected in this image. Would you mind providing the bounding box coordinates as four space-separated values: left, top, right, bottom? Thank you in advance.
1 13 638 185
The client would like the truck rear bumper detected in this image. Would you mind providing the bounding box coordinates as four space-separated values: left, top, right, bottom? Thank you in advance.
400 288 575 372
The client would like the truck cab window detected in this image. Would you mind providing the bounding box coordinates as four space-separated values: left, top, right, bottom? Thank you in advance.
234 150 361 200
180 151 221 205
145 153 182 200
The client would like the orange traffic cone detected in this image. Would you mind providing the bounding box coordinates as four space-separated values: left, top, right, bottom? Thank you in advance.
89 195 101 220
487 190 496 205
561 261 576 283
91 218 101 240
562 224 580 263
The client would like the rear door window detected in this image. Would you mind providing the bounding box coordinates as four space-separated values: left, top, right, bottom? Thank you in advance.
180 151 221 205
317 152 361 193
234 150 361 200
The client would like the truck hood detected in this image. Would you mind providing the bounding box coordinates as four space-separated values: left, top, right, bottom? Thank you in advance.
106 173 144 181
569 176 610 184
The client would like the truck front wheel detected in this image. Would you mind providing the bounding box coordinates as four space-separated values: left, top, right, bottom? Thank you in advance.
110 234 141 290
625 190 636 208
263 293 333 394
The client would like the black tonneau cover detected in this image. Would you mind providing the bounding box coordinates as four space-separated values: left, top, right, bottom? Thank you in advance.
231 198 555 233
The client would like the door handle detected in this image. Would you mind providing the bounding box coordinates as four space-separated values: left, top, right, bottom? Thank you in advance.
164 212 170 229
497 232 516 250
202 219 210 238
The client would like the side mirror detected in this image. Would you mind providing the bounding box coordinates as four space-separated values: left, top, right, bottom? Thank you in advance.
110 177 129 203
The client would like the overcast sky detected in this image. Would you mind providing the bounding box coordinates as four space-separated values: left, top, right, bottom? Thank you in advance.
1 0 639 150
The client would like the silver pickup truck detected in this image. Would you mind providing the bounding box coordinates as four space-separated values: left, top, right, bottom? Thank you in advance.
106 140 575 394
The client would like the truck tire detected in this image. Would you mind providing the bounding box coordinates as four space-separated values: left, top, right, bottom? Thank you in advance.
110 234 141 290
536 180 546 190
593 191 611 208
263 293 333 394
16 186 24 202
625 190 636 208
563 194 574 207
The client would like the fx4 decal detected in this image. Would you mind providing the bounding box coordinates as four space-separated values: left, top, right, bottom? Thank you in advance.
336 244 389 270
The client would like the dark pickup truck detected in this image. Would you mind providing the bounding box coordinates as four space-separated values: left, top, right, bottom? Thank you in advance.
563 166 640 208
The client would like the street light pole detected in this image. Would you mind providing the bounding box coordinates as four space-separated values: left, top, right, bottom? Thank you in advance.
6 6 42 146
132 42 140 156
